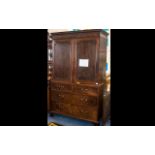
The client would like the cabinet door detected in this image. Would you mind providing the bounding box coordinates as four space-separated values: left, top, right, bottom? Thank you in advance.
53 40 72 81
75 39 97 82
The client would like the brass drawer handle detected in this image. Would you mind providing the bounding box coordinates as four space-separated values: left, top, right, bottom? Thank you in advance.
53 85 66 90
58 85 64 89
81 88 88 92
58 94 64 98
80 97 88 102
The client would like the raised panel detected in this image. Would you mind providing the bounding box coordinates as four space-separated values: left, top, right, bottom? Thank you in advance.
76 39 97 82
53 40 72 81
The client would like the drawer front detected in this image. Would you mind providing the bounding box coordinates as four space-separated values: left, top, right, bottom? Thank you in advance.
73 85 97 95
51 92 97 107
63 104 98 121
72 95 97 107
50 92 98 121
51 83 72 91
51 91 70 104
50 91 71 112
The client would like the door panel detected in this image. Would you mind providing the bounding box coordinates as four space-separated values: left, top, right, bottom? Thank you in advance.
76 39 97 82
53 40 72 81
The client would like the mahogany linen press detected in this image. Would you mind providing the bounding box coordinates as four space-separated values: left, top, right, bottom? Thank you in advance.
49 29 108 125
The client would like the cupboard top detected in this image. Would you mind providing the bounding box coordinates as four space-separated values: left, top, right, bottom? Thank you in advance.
51 29 108 39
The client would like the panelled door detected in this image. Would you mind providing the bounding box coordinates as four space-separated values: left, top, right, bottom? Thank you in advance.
75 38 98 83
53 40 72 82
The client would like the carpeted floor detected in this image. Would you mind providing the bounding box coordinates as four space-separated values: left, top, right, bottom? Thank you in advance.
48 113 110 126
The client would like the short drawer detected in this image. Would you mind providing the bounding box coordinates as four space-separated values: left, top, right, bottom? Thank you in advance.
51 83 72 91
73 85 98 95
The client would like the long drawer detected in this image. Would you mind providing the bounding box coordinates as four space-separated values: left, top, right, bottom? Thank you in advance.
51 91 97 106
50 102 98 121
62 104 98 121
51 82 98 95
50 91 98 121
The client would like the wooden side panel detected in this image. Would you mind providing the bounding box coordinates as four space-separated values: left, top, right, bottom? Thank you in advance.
98 34 107 82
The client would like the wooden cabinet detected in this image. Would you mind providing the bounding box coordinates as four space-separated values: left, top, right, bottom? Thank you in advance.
49 29 108 125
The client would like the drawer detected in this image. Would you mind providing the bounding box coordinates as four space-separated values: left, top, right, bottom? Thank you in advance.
51 92 97 108
63 104 98 121
51 91 71 113
50 92 98 121
50 102 97 121
73 85 97 95
72 95 97 107
51 83 72 91
51 91 70 104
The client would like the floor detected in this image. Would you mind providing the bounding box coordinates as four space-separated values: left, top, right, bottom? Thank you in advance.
48 113 110 126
